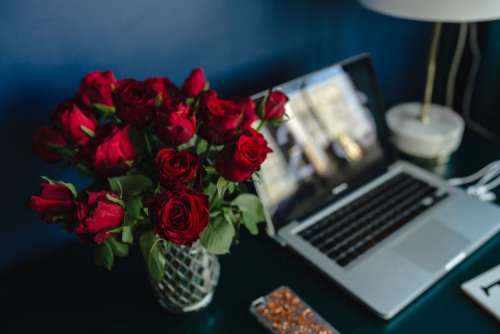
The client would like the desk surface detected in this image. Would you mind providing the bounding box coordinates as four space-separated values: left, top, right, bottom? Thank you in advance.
3 130 500 334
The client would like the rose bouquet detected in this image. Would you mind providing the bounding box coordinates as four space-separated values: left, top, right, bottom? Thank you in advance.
28 69 288 284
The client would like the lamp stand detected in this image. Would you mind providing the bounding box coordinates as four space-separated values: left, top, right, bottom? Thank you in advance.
385 22 465 164
420 22 443 123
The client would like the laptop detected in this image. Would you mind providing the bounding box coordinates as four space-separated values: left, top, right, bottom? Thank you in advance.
254 54 500 320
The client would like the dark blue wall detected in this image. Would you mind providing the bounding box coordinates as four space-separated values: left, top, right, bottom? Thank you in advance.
1 0 436 269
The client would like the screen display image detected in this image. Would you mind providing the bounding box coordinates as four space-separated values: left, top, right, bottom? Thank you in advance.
256 65 387 229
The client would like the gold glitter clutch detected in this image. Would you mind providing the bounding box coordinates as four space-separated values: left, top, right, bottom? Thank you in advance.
250 286 340 334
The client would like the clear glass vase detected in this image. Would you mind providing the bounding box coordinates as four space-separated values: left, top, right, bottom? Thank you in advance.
151 240 220 313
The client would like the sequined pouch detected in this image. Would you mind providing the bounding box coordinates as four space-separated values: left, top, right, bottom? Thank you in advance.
249 286 340 334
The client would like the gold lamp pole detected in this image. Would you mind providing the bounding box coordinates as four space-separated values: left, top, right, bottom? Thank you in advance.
420 22 443 123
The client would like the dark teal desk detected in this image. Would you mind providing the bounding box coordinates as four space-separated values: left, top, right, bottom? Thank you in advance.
3 130 500 333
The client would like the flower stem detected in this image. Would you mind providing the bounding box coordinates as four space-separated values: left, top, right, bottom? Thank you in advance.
144 131 153 157
256 120 266 131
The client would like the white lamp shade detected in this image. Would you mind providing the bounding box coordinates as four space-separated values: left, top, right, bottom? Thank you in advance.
359 0 500 23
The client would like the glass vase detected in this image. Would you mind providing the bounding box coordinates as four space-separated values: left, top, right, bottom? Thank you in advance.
151 240 220 313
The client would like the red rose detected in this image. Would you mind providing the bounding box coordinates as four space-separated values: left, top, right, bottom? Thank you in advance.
154 103 196 146
75 191 124 244
78 70 117 107
155 148 201 186
32 127 67 163
150 186 209 245
53 100 97 146
200 90 256 144
262 90 288 120
90 125 136 176
239 97 257 127
182 68 207 97
28 182 75 224
215 127 272 182
115 79 157 127
144 77 181 108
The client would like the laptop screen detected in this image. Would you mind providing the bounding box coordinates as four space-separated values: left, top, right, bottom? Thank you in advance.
256 55 391 231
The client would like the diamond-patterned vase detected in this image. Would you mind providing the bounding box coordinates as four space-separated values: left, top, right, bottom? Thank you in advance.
151 241 220 313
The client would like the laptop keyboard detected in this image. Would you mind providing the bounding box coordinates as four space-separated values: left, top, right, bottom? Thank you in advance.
297 173 449 267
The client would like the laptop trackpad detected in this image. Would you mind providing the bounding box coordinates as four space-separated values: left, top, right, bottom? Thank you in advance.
393 221 470 273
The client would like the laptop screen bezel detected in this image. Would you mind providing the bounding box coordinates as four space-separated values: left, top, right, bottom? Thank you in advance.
253 53 395 237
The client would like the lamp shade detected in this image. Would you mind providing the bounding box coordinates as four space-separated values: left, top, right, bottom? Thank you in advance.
359 0 500 23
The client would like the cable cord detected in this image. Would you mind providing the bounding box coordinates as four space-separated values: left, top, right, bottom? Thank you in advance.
463 23 481 119
446 23 468 108
448 160 500 186
449 160 500 202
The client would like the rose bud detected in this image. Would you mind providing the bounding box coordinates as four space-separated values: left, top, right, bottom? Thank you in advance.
199 90 256 144
53 100 97 146
154 102 196 146
114 79 157 127
215 127 272 182
28 181 76 224
144 77 181 108
78 70 117 108
75 191 124 244
90 125 136 176
261 90 289 120
182 68 207 98
32 127 67 163
155 148 201 186
150 186 209 246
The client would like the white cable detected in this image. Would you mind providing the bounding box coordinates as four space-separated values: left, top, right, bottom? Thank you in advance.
477 166 500 187
446 23 468 108
463 23 481 119
448 160 500 186
450 160 500 202
479 175 500 193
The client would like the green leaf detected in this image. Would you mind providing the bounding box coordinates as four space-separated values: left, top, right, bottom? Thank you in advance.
121 225 134 244
200 215 235 255
216 177 229 200
203 182 217 200
195 138 208 155
209 211 222 218
177 135 197 151
40 177 78 198
80 125 95 137
139 230 165 284
232 194 265 235
76 162 93 176
61 182 78 198
222 207 238 225
154 95 162 107
40 176 55 184
227 182 236 194
108 178 124 197
204 165 216 175
50 145 75 160
108 175 154 196
94 242 114 270
93 103 116 117
105 193 125 207
124 196 143 226
108 237 130 257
